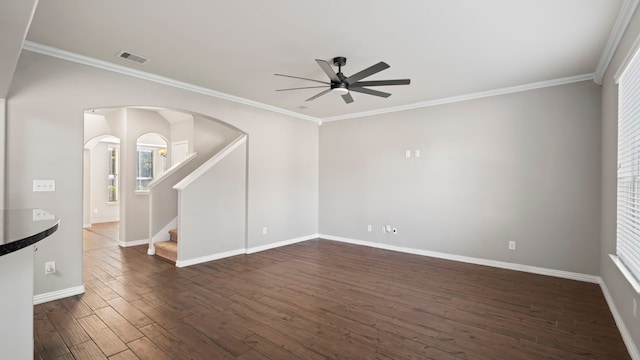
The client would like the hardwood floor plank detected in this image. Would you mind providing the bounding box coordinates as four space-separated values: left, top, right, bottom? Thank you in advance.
95 306 144 343
69 340 108 360
34 316 73 359
77 314 129 356
182 313 252 356
60 295 94 320
34 223 631 360
126 337 172 360
46 306 92 347
108 349 140 360
107 297 154 329
79 289 110 311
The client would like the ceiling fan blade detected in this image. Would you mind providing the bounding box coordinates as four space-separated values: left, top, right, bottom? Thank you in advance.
351 79 410 87
315 59 341 83
349 87 391 98
344 62 390 85
342 92 354 104
306 88 332 102
274 73 329 85
276 86 328 91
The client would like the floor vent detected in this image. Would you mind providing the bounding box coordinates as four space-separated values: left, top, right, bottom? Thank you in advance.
116 50 149 64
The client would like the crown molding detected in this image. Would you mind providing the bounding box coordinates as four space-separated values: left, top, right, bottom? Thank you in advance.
322 73 595 122
22 41 598 125
21 41 321 124
594 0 640 85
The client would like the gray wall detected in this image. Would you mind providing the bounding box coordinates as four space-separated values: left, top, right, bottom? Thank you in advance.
170 117 194 161
149 116 242 237
179 141 247 261
320 80 602 275
6 51 319 297
124 108 171 243
601 6 640 350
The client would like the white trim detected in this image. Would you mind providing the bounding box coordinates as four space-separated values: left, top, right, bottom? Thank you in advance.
83 223 91 228
319 234 600 283
246 234 318 254
600 281 640 360
322 73 595 122
147 152 197 189
176 248 245 268
174 135 246 190
33 285 85 305
610 254 640 293
596 0 640 84
22 42 599 126
615 30 640 83
118 239 148 247
134 190 150 195
22 41 321 124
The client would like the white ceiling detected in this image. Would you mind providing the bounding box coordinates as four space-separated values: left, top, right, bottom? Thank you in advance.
11 1 628 119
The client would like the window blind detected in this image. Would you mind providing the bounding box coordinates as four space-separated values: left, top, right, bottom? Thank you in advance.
617 47 640 286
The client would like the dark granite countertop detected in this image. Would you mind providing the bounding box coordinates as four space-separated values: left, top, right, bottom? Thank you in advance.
0 209 59 256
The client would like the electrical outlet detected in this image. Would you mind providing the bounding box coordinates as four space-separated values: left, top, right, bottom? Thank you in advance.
405 150 411 158
33 209 55 221
262 227 268 235
508 241 516 250
45 261 56 275
33 180 55 192
382 226 386 234
367 225 372 232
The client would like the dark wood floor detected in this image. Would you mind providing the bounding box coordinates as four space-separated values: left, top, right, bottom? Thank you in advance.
34 222 630 359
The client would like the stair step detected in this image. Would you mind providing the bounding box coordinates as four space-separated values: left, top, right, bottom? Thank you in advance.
169 229 178 242
154 241 177 263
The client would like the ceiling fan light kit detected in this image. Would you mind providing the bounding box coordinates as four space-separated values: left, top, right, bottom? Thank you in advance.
275 56 410 104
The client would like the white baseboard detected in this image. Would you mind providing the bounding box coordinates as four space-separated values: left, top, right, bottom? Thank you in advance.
176 248 246 268
118 239 148 247
83 223 91 228
600 281 640 360
246 234 319 254
33 285 85 305
173 234 318 267
319 234 600 284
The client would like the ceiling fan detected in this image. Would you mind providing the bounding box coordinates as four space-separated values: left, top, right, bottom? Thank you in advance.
275 57 410 104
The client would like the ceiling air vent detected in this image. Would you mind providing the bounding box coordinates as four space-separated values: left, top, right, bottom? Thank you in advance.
116 50 149 64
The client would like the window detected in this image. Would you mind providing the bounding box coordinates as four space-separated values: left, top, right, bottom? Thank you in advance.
616 45 640 292
107 146 118 202
136 149 154 191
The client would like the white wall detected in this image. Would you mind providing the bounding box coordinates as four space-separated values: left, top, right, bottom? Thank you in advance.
6 51 319 297
320 80 602 275
601 5 640 353
89 142 119 223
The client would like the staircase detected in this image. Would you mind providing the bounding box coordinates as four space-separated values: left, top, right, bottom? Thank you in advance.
154 229 178 263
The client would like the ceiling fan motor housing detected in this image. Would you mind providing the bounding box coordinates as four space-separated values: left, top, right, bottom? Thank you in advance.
332 56 347 67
